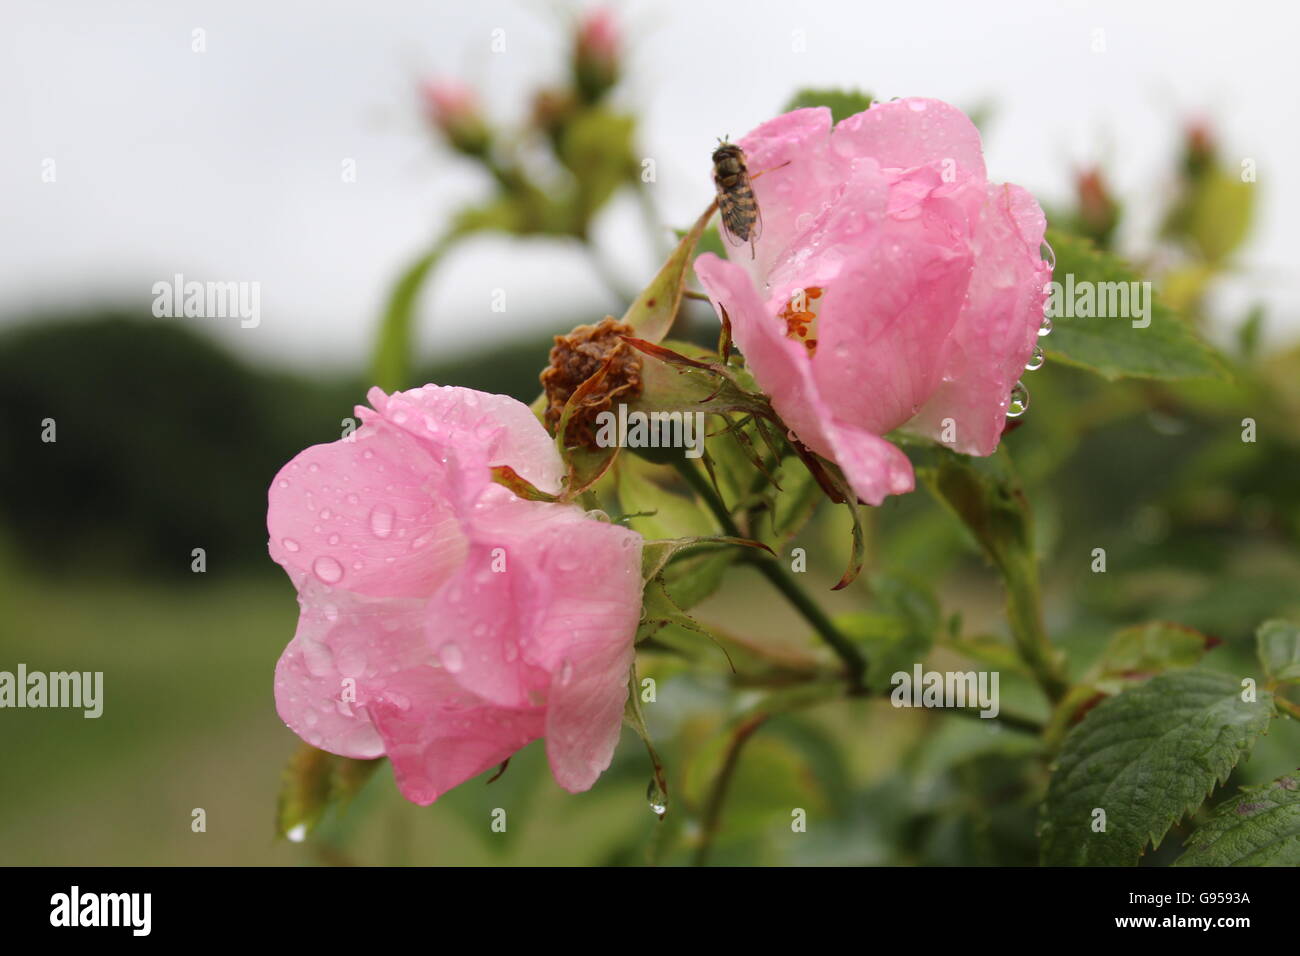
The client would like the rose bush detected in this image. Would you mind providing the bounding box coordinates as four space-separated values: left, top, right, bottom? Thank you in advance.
268 385 643 804
696 98 1051 506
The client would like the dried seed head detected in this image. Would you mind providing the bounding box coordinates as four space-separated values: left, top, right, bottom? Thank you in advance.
539 317 642 447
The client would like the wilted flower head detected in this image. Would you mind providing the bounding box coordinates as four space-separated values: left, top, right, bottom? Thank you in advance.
695 99 1051 506
269 385 643 804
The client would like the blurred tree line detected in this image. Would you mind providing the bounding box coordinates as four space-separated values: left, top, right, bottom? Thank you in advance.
0 311 570 577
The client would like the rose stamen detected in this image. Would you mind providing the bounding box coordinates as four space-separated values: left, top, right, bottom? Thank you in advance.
778 286 822 357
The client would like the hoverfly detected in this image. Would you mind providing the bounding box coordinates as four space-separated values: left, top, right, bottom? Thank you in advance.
712 138 762 259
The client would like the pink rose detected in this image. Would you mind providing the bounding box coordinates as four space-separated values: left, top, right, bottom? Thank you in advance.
269 385 643 804
696 99 1051 506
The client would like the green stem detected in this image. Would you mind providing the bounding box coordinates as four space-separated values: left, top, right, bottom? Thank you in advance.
1002 554 1069 704
674 460 867 693
692 713 768 867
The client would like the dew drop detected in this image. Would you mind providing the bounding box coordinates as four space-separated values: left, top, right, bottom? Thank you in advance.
1040 238 1056 270
646 778 668 817
1025 345 1045 372
1038 316 1053 337
1007 381 1030 418
281 538 301 553
312 555 344 584
440 643 464 673
369 504 395 539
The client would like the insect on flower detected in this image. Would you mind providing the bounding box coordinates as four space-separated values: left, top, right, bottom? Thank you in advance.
711 138 764 258
712 138 791 259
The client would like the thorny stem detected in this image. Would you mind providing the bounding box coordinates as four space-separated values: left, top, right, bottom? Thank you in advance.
692 713 768 866
673 459 867 694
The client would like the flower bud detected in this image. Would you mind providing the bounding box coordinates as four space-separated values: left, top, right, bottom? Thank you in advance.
420 79 491 157
572 7 621 104
1075 166 1119 248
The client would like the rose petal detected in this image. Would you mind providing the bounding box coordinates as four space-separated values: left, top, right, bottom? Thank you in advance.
267 419 466 600
696 252 914 506
906 183 1051 454
832 98 987 183
369 384 564 496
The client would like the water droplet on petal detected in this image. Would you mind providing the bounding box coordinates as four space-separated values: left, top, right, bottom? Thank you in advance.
1040 238 1056 270
282 538 301 553
369 504 395 539
1038 316 1053 337
1007 381 1030 418
440 643 464 673
1025 345 1045 372
312 555 344 584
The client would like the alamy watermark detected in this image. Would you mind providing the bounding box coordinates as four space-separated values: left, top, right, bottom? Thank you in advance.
890 665 1000 718
1045 274 1151 329
152 273 261 328
593 404 706 459
0 664 103 718
50 887 150 936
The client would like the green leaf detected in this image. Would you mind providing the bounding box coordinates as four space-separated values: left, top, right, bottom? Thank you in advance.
1043 228 1229 382
636 577 716 645
639 534 772 583
621 203 715 343
1039 670 1275 865
1095 621 1212 684
1257 619 1300 685
275 744 384 841
782 89 873 123
1174 771 1300 866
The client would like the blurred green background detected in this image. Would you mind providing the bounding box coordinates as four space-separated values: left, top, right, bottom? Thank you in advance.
2 1 1298 866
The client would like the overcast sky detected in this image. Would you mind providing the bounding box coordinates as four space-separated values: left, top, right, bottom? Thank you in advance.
3 0 1297 372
